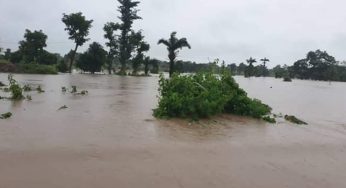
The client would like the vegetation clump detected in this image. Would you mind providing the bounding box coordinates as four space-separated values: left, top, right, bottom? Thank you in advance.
26 95 32 101
285 115 308 125
153 68 272 121
23 84 32 91
36 85 45 93
0 112 12 119
8 74 24 100
58 105 68 110
283 77 292 82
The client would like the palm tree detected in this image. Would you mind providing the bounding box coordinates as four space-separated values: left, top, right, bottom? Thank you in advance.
260 58 269 67
158 32 191 77
260 57 270 77
245 57 257 77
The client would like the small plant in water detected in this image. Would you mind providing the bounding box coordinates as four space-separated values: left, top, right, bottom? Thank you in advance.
36 85 45 93
26 95 32 101
285 115 307 125
58 105 68 110
62 87 67 92
23 84 32 92
8 74 24 100
71 86 77 93
0 112 12 119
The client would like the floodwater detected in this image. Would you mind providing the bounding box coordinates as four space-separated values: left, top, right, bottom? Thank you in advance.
0 73 346 188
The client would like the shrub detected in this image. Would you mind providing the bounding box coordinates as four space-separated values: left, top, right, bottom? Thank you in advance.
16 63 57 74
8 74 24 100
154 70 272 121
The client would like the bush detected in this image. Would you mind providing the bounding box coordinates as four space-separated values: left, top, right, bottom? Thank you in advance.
8 74 24 100
16 63 57 74
154 70 272 120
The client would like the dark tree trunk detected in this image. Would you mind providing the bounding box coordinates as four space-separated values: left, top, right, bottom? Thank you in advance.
169 60 174 78
69 44 79 73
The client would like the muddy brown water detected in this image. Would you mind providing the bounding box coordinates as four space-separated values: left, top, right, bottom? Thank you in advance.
0 73 346 188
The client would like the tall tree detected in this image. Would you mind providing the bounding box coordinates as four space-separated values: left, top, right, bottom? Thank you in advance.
130 30 150 75
116 0 141 75
158 32 191 77
19 29 47 63
4 48 11 60
103 22 120 74
260 58 270 77
62 12 93 73
260 58 269 67
245 57 257 77
76 42 107 74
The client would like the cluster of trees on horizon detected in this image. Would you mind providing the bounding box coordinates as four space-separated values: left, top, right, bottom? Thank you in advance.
1 0 346 81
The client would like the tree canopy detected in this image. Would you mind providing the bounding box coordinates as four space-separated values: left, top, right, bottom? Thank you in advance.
62 12 93 73
76 42 107 74
158 32 191 77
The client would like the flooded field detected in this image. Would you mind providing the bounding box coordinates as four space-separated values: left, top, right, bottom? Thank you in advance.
0 73 346 188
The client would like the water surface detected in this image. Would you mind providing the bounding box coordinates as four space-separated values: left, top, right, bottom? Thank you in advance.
0 73 345 188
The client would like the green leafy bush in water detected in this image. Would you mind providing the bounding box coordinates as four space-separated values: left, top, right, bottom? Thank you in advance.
153 70 272 121
8 74 24 100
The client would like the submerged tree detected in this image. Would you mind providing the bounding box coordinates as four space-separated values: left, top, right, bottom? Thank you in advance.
260 58 270 77
103 22 120 74
19 29 47 63
245 57 256 77
158 32 191 77
130 30 150 75
76 42 107 74
116 0 142 75
62 12 93 73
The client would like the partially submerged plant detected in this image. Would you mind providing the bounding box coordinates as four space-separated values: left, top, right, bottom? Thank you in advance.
8 74 24 100
23 84 32 92
262 116 276 123
283 77 292 82
153 66 272 121
36 85 45 93
26 95 32 101
71 86 77 93
285 115 307 125
0 112 12 119
58 105 68 110
80 90 88 95
62 87 67 92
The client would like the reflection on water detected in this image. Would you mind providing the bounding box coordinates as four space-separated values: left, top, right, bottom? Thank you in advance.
1 73 346 188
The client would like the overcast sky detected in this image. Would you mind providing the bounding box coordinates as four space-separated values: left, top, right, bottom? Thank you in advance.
1 0 346 66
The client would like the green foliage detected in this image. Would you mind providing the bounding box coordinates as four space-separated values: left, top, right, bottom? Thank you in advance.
36 85 45 93
289 50 346 81
285 115 308 125
16 63 57 74
57 60 69 73
76 42 107 74
8 74 24 100
117 0 142 74
103 22 120 74
283 77 292 82
154 69 272 120
262 116 276 123
62 12 93 73
0 112 12 119
19 29 47 63
130 31 150 75
23 84 32 91
158 32 191 77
